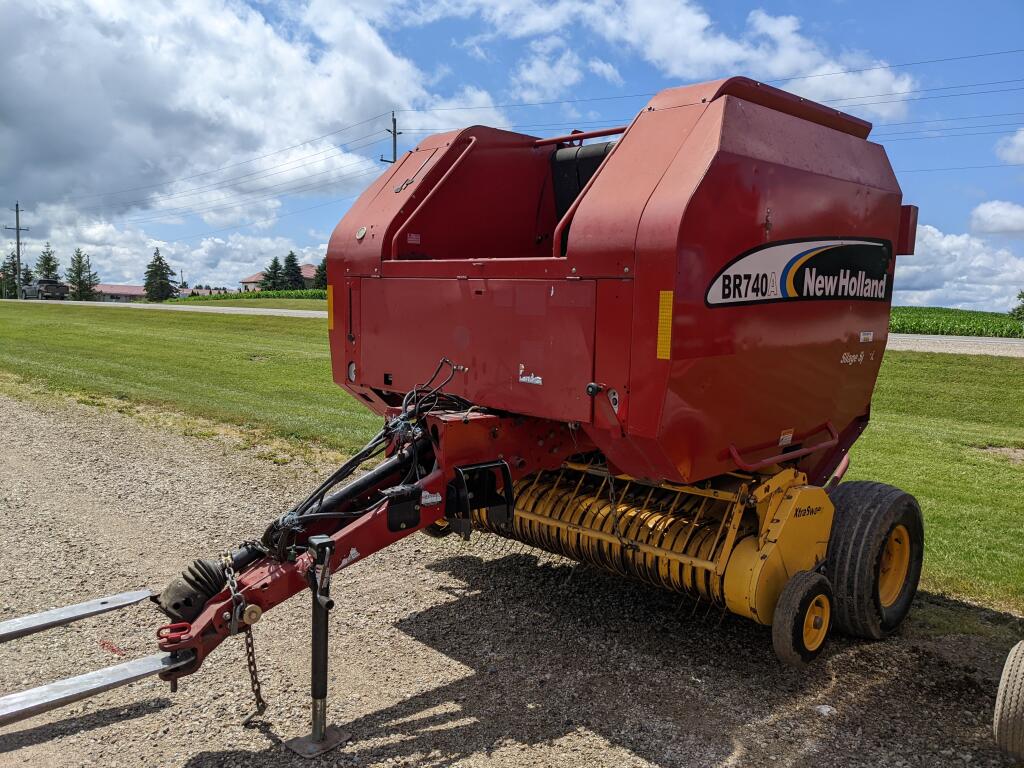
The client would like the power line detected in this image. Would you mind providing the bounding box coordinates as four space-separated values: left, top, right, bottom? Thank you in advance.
824 77 1024 104
57 49 1024 210
65 112 393 202
875 110 1024 127
3 202 29 299
768 47 1024 83
123 166 381 227
897 162 1024 173
177 194 361 242
832 84 1024 109
76 132 388 214
874 121 1024 137
883 128 1022 141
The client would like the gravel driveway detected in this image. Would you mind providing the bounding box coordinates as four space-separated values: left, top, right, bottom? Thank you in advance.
0 392 1019 767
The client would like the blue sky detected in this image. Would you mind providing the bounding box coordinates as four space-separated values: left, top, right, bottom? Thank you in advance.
2 0 1023 308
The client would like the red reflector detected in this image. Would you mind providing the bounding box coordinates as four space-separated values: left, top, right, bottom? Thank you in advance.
896 205 918 255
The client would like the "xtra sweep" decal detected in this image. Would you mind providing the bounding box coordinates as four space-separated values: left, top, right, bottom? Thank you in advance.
705 238 892 307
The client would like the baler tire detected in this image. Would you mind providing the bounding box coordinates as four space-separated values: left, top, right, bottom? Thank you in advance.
825 481 923 640
994 641 1024 761
772 570 833 667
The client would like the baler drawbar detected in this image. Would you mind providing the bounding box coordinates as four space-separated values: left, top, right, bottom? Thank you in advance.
0 77 924 752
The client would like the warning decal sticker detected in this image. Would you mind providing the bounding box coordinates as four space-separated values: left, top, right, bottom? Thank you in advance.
705 238 892 307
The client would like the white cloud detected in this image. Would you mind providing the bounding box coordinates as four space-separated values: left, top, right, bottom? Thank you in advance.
970 201 1024 236
511 38 583 102
995 129 1024 164
588 58 624 86
377 0 917 119
894 224 1024 311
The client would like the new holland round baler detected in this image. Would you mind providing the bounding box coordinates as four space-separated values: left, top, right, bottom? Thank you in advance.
0 78 924 742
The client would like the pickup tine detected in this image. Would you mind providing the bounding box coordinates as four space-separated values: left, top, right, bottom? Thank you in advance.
0 652 193 728
0 590 153 643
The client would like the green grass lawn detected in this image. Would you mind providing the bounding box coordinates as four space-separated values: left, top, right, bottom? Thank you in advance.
0 302 1021 609
0 302 375 453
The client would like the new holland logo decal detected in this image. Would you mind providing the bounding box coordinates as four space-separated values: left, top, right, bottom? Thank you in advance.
705 238 892 307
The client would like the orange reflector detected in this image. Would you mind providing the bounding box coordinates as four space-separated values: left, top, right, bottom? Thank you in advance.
657 290 673 360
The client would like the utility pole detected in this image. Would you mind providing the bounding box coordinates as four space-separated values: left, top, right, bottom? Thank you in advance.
380 112 401 164
4 202 29 299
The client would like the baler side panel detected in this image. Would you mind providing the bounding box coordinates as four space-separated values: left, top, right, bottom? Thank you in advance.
356 278 597 423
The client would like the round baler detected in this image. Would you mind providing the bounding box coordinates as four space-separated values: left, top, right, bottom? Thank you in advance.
325 76 923 664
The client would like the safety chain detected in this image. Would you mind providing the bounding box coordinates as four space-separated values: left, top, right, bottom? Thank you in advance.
241 626 267 725
221 552 245 637
221 552 268 725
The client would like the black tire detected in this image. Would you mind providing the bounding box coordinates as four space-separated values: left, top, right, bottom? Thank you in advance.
772 570 833 666
826 481 923 640
995 641 1024 761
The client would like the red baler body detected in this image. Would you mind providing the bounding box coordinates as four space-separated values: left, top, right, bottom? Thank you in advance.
326 77 912 485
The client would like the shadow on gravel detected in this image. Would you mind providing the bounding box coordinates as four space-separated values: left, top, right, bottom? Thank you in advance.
182 551 1019 767
0 697 171 754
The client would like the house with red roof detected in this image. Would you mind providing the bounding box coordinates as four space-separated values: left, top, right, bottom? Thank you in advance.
239 263 317 291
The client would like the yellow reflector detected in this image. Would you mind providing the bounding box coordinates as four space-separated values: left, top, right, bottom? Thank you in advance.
327 285 334 331
656 290 673 360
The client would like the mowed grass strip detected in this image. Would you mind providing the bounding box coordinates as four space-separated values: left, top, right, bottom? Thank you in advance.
175 298 327 310
0 302 377 453
0 302 1022 609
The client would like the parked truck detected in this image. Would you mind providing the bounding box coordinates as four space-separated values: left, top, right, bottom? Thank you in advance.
23 278 69 300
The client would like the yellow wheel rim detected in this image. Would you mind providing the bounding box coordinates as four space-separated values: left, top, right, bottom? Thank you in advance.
878 524 911 608
802 594 830 652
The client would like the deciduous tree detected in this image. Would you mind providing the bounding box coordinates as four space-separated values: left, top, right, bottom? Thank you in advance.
1011 290 1024 322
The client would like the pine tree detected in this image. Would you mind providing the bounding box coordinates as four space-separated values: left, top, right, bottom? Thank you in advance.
282 251 304 289
260 256 284 291
85 257 100 298
35 242 60 280
66 248 100 301
1 251 18 299
313 257 327 289
21 264 34 287
144 247 176 302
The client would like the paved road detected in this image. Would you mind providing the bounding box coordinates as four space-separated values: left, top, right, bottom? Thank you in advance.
0 298 326 319
4 299 1024 357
